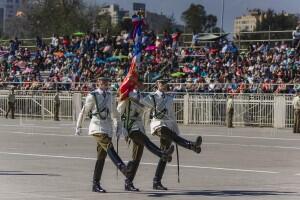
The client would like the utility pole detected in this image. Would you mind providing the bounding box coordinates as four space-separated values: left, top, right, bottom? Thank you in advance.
221 0 224 34
92 0 97 32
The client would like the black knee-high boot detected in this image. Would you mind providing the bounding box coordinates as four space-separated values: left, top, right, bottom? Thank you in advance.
107 146 128 176
125 160 140 192
144 136 174 162
153 159 168 190
171 133 202 154
92 159 106 193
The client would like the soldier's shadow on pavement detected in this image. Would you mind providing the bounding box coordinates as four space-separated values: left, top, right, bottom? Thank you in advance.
0 171 60 176
141 189 297 197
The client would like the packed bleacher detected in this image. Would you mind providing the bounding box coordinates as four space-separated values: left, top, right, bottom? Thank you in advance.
0 31 300 93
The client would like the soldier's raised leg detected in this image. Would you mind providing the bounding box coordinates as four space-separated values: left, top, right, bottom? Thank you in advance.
160 127 202 154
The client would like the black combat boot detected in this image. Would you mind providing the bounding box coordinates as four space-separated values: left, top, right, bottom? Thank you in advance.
153 181 168 190
92 181 106 193
107 146 128 176
125 160 140 191
125 179 140 192
172 133 202 154
192 136 202 154
153 160 168 190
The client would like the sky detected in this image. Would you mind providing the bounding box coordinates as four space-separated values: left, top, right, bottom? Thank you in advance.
89 0 300 33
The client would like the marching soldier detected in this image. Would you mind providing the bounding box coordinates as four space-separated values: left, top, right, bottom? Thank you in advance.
292 90 300 133
75 77 130 193
117 79 174 192
54 91 60 121
226 94 234 128
132 79 202 190
6 87 15 119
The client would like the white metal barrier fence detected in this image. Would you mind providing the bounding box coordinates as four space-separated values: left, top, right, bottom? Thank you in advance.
0 91 295 128
0 91 73 120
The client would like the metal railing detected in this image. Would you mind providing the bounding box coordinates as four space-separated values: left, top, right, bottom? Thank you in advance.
0 91 73 120
285 95 294 128
0 91 295 128
1 82 300 94
0 30 294 50
180 30 294 49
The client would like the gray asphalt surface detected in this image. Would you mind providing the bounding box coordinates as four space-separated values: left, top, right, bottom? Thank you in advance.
0 118 300 200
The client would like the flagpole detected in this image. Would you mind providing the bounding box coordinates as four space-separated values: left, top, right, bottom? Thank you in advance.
221 0 225 34
119 11 144 99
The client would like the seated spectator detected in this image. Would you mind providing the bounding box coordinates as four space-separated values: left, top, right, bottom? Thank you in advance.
275 78 287 93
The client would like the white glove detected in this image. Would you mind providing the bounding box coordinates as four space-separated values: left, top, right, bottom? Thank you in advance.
75 127 81 136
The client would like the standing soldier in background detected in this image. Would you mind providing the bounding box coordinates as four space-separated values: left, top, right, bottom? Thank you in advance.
226 94 234 128
6 87 15 119
54 91 60 121
292 90 300 133
75 77 130 193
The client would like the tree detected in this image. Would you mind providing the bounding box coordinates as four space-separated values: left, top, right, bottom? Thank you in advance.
119 17 133 32
5 13 31 38
164 14 176 33
23 0 91 37
95 12 112 34
146 11 177 33
181 3 219 33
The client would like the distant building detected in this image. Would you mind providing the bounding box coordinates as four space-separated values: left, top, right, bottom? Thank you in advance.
99 4 129 25
234 9 264 33
295 14 300 25
234 9 294 34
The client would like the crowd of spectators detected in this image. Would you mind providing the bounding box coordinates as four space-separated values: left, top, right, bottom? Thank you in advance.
0 29 300 94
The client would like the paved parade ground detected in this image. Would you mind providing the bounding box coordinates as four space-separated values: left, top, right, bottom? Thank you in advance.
0 118 300 200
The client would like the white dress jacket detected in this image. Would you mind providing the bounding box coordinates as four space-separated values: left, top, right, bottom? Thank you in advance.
140 90 180 135
76 89 117 137
117 90 145 134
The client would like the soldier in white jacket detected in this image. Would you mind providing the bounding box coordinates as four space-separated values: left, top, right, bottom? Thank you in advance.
75 77 130 193
117 80 174 192
135 79 202 190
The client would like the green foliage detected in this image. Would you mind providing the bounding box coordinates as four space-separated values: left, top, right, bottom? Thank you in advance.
25 0 91 37
96 12 112 33
181 3 219 33
146 11 176 33
7 0 93 37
